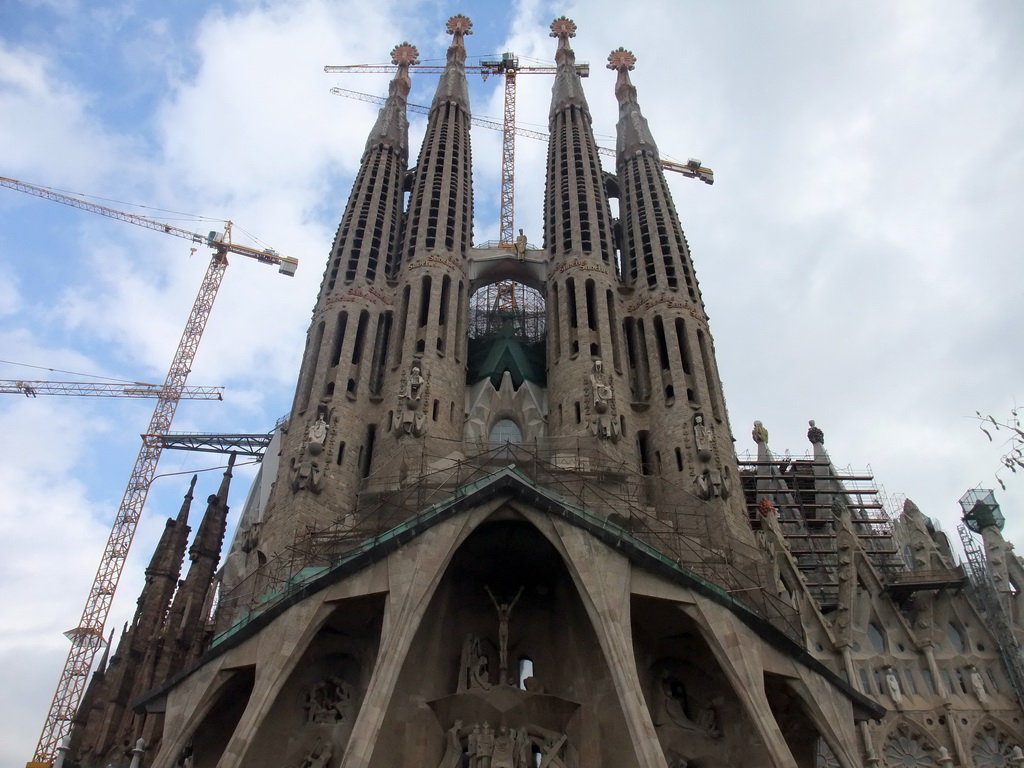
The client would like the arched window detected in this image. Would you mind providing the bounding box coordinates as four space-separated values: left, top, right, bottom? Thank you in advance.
489 419 522 444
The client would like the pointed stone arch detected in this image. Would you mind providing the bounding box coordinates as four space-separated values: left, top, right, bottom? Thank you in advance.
366 512 642 768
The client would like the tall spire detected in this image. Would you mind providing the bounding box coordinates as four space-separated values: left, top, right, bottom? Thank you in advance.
608 47 659 158
400 14 474 261
548 16 589 117
365 42 417 156
432 14 472 113
319 42 417 295
543 16 614 261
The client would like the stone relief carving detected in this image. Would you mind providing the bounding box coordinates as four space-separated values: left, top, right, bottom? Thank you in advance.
883 722 941 768
304 676 356 724
292 409 329 494
282 674 360 768
435 722 573 768
694 413 712 461
585 360 619 441
693 466 731 501
394 361 429 437
427 587 579 768
648 659 722 768
972 722 1024 767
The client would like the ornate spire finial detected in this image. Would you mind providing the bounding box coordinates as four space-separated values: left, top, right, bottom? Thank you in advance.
391 42 420 67
807 419 824 445
752 420 769 445
550 16 577 39
446 14 473 37
607 46 636 72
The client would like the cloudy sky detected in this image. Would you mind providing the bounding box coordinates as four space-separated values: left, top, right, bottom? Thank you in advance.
1 0 1022 761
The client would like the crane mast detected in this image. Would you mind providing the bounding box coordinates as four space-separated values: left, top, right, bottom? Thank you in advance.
31 252 228 764
0 177 297 765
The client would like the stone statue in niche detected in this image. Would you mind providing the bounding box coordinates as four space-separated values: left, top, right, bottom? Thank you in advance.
969 665 990 705
586 359 619 441
457 634 492 692
884 666 903 705
395 361 428 437
650 665 720 739
694 413 712 461
486 585 524 685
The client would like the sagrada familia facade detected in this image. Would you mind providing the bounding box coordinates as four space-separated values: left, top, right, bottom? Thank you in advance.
64 14 1024 768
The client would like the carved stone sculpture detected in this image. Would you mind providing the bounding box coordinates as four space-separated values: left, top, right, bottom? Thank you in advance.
752 420 769 445
395 362 428 437
291 457 324 494
486 585 523 684
457 634 492 692
514 229 527 261
587 360 619 441
885 666 902 705
693 413 712 461
304 677 355 724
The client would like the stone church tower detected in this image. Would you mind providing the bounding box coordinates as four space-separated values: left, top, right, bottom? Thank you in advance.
67 15 1024 768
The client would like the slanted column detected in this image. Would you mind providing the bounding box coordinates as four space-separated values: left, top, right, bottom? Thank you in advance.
543 17 631 466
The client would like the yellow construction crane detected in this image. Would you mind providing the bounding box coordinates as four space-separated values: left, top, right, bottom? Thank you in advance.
0 176 297 766
325 52 590 247
2 380 223 399
330 85 716 185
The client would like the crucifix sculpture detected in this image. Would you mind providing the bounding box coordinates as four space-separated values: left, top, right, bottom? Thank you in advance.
485 585 523 684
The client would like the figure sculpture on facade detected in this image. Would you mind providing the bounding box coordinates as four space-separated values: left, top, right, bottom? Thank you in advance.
395 362 428 437
438 720 465 768
308 414 329 451
884 666 903 705
457 633 491 692
486 585 523 684
477 722 495 768
588 360 619 440
515 229 528 261
969 665 990 705
291 455 324 494
694 413 712 461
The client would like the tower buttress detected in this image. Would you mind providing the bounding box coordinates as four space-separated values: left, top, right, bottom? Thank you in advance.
543 17 630 461
258 45 417 562
609 49 752 550
371 15 475 478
